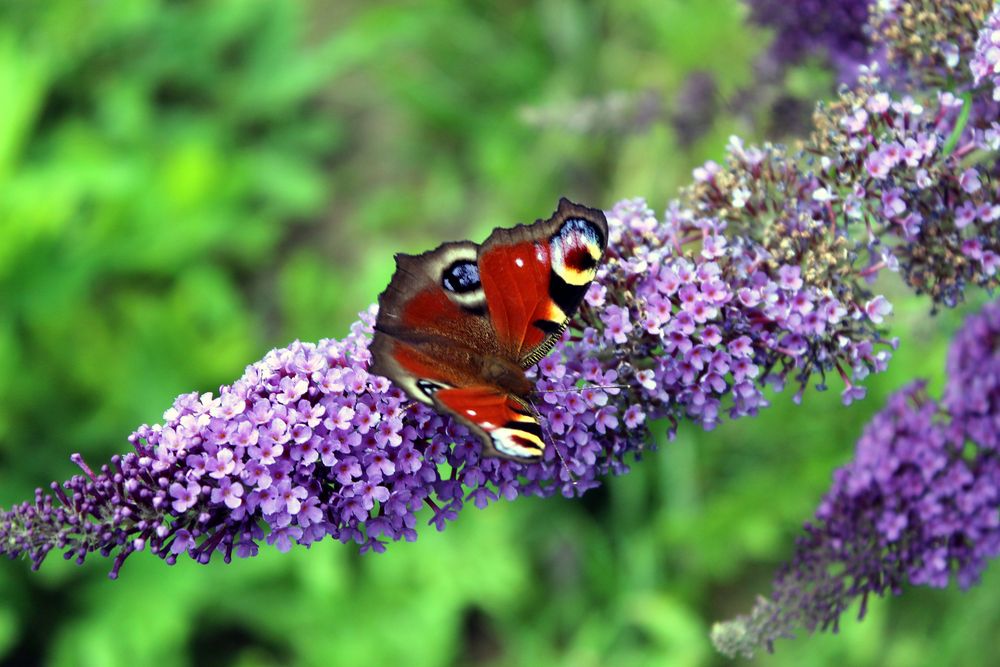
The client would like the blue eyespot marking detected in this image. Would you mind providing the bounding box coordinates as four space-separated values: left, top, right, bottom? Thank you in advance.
442 260 481 294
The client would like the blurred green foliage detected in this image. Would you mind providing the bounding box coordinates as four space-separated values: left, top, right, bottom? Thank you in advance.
0 1 996 666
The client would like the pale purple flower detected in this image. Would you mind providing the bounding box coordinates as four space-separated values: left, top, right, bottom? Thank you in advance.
211 478 245 510
864 295 893 324
602 305 633 344
250 439 282 466
960 168 982 194
170 482 200 513
881 187 906 217
206 448 237 479
777 265 803 291
279 484 308 515
353 402 381 434
241 460 271 490
956 201 978 229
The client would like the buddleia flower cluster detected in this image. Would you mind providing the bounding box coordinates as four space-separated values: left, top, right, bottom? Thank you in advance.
708 2 1000 655
0 185 901 576
971 3 1000 102
871 0 1000 175
870 0 995 88
685 64 1000 307
712 300 1000 659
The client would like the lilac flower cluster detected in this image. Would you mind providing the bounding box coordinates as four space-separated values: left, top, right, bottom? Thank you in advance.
971 3 1000 102
596 197 894 417
709 3 1000 655
0 186 900 575
713 300 1000 658
746 0 873 82
870 0 1000 167
943 298 1000 450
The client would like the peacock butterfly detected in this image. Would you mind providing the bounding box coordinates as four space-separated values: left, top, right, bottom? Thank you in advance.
370 197 609 462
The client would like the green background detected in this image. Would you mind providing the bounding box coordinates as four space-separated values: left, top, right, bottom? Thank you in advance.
0 1 995 666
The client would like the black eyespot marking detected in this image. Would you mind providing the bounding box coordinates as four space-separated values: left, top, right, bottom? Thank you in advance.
417 380 446 397
442 260 481 294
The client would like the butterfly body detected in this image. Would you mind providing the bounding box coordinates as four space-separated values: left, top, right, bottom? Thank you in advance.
371 198 608 462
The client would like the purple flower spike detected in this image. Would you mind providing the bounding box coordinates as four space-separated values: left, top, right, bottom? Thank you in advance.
0 189 897 576
713 300 1000 659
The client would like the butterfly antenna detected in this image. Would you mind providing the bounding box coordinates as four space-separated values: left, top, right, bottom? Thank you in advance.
525 397 577 488
399 400 421 415
534 383 629 395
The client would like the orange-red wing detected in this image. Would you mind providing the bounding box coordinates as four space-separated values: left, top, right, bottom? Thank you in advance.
433 386 545 461
479 239 552 354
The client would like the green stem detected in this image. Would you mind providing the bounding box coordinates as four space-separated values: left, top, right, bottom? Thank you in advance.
942 91 973 156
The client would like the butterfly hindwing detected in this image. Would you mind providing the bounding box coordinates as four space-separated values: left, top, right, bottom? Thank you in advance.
433 386 545 461
370 197 609 462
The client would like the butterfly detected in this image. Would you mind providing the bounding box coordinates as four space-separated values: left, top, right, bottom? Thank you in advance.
370 197 609 462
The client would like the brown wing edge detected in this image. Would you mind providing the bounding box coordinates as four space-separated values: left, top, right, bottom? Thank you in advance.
372 240 480 337
370 240 479 405
478 197 609 260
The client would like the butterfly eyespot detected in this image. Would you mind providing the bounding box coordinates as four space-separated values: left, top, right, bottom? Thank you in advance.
442 260 481 294
560 218 604 245
550 217 604 286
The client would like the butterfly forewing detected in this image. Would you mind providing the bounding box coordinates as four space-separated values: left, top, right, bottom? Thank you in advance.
371 240 499 405
479 198 608 367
